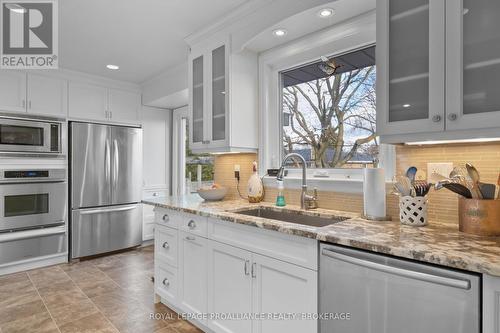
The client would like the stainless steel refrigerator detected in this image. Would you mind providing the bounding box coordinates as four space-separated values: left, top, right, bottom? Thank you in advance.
70 122 142 259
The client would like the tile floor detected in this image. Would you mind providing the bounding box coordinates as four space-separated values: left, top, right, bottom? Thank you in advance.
0 246 203 333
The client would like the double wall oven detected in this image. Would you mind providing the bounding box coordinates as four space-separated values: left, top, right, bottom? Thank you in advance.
0 114 67 271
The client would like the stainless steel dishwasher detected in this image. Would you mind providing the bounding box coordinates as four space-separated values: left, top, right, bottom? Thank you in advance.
320 243 480 333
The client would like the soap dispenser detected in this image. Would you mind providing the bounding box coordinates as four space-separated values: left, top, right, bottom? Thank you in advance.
276 180 286 207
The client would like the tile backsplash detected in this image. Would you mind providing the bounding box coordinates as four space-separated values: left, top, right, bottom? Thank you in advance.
214 142 500 225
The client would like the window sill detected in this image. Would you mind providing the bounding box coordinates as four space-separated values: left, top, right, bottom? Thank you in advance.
263 175 367 194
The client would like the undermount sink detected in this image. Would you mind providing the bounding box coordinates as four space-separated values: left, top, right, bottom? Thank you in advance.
233 207 350 227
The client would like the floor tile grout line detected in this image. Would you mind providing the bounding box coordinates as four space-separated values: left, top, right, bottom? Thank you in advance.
26 271 63 333
59 265 122 333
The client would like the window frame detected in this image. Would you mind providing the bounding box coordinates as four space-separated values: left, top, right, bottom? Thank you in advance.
258 11 395 193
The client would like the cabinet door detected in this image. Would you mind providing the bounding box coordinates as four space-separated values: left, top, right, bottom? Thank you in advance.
142 106 168 189
210 45 227 144
108 88 141 124
69 82 107 121
0 71 26 113
207 241 253 333
377 0 445 136
178 231 208 322
190 54 205 148
446 0 500 130
252 254 318 333
27 74 67 117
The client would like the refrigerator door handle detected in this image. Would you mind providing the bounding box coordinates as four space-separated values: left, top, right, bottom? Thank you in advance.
105 139 111 183
113 139 119 191
321 248 471 290
79 204 138 215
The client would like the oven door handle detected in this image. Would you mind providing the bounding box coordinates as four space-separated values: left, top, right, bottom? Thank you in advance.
79 205 137 215
321 248 471 290
0 224 65 243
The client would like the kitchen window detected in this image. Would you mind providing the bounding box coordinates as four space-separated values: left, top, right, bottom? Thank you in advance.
280 46 378 169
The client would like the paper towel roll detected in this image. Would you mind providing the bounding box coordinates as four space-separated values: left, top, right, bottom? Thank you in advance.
363 168 386 220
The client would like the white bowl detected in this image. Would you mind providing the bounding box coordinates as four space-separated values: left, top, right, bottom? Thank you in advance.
197 187 228 201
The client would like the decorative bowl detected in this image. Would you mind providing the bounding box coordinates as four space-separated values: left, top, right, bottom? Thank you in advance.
197 187 228 201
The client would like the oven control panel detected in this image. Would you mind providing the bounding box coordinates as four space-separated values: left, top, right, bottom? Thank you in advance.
0 169 66 183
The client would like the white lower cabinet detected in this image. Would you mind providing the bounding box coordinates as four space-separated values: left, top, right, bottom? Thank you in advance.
154 208 318 333
207 241 253 333
178 230 208 323
251 253 318 333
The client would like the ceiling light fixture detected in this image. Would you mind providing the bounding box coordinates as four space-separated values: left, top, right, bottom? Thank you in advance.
106 64 119 70
318 8 334 18
273 29 287 37
403 104 411 108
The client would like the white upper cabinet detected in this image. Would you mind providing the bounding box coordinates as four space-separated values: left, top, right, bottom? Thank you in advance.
27 73 68 117
69 83 141 125
188 38 258 153
69 82 108 121
0 71 27 113
108 88 141 125
446 0 500 131
377 0 445 137
378 0 500 142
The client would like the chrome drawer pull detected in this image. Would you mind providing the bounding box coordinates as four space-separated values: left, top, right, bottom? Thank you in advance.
162 214 169 222
251 262 256 278
162 242 169 249
185 236 196 241
187 220 196 229
162 278 170 287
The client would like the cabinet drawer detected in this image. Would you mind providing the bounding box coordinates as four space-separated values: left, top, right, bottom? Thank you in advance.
208 218 318 270
180 213 208 237
155 208 180 229
155 225 178 267
155 263 177 304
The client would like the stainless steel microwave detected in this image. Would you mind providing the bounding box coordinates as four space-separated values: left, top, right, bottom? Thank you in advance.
0 116 64 155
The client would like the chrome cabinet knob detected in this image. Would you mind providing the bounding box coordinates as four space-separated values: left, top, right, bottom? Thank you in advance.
162 214 169 222
432 115 442 122
162 242 169 249
447 113 457 121
162 278 170 287
185 236 196 241
187 220 196 229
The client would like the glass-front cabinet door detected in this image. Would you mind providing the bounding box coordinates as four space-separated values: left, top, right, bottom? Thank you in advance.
191 55 204 145
446 0 500 130
377 0 445 136
211 45 226 143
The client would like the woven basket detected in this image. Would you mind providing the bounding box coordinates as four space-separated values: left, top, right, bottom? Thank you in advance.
399 196 428 226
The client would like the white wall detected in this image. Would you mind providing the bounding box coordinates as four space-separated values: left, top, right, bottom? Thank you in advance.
141 62 188 109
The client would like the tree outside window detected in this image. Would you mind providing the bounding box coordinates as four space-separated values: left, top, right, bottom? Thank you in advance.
282 46 377 169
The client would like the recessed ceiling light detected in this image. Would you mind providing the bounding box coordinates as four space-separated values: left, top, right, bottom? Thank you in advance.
273 29 287 37
403 104 411 108
318 8 334 18
106 64 119 70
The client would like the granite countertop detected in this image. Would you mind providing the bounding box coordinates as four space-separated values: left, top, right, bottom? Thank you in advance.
143 195 500 277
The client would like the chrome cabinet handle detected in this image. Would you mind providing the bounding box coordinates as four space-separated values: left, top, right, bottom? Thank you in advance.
162 242 169 249
202 140 210 144
447 113 457 121
432 115 442 122
244 260 250 276
321 248 471 290
187 220 196 229
162 214 169 222
110 111 113 119
162 278 170 287
185 236 196 241
251 262 256 278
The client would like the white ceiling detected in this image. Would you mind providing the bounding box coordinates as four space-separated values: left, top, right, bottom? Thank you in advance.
244 0 376 53
59 0 249 83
